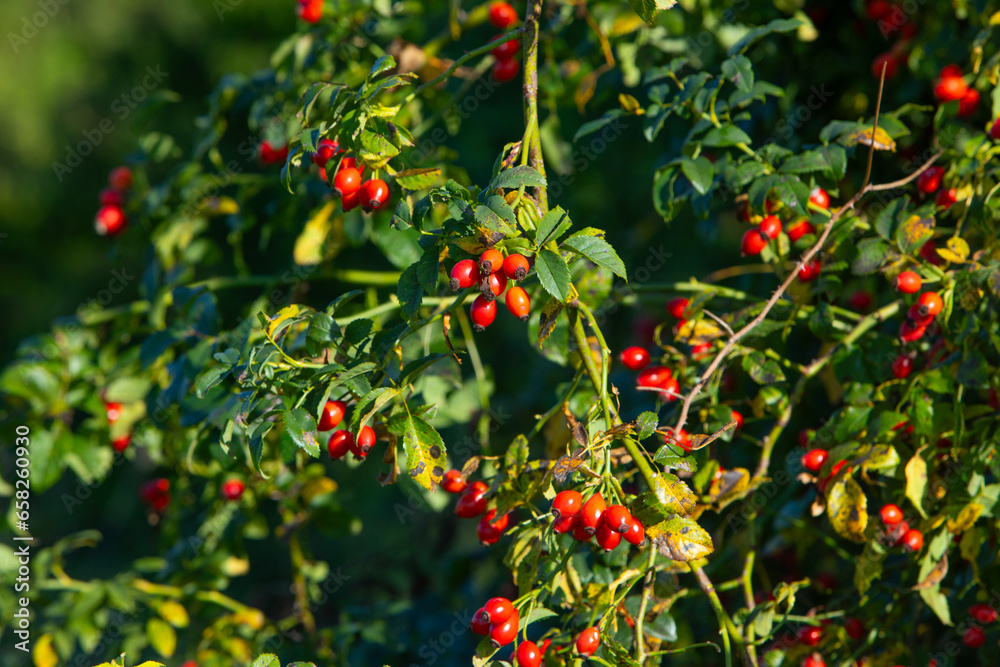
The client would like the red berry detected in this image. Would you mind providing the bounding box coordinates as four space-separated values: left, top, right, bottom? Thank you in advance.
455 482 489 518
112 433 131 453
488 1 518 29
969 603 999 624
489 609 519 648
786 219 816 242
636 366 671 390
108 166 133 190
502 253 529 280
624 517 645 546
140 478 170 512
579 493 606 535
450 259 481 291
802 654 826 667
934 69 968 103
917 165 944 193
470 295 497 332
865 0 892 20
106 402 123 423
731 409 744 430
797 625 822 646
917 291 944 317
482 597 515 625
318 400 347 431
297 0 322 23
222 479 245 501
666 297 689 319
899 320 926 342
759 214 782 240
901 528 923 552
991 118 1000 140
619 346 650 371
920 240 944 266
311 138 339 167
894 270 921 294
258 140 288 165
492 58 519 82
809 187 830 209
483 270 508 300
691 342 712 360
491 35 520 61
798 259 822 282
572 519 593 542
604 505 632 534
963 626 985 648
891 355 913 379
741 228 768 255
99 187 125 207
505 286 531 321
802 449 828 473
328 430 352 459
575 627 600 656
553 513 578 533
595 522 622 551
95 205 128 237
844 617 865 640
538 639 551 655
360 179 390 212
871 52 898 79
959 88 980 117
665 428 692 451
660 376 680 402
516 640 541 667
341 189 361 212
935 187 957 209
480 249 504 274
333 167 362 197
441 469 466 494
880 503 904 525
552 490 583 519
848 290 873 312
471 609 491 635
477 509 509 545
351 425 376 458
907 303 934 328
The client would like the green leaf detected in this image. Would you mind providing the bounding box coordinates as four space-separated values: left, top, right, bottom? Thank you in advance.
416 249 440 295
701 125 752 147
574 109 626 142
561 235 627 280
283 407 320 457
249 420 274 476
721 55 754 93
826 475 868 543
195 367 232 398
854 540 885 595
742 351 786 384
636 412 658 440
504 434 530 476
482 194 516 227
367 54 396 80
906 452 928 518
402 413 447 490
626 0 677 25
351 387 399 432
251 655 281 667
920 586 952 626
852 238 889 275
779 150 831 175
535 206 571 247
345 318 373 345
488 165 546 192
391 199 412 230
394 168 441 190
534 249 573 302
727 18 804 56
681 156 714 195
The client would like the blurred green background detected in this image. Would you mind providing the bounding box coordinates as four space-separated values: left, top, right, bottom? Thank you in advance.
0 0 294 363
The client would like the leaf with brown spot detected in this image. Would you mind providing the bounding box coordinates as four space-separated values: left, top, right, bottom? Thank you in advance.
647 516 714 561
402 414 447 490
896 214 935 254
537 298 564 348
946 502 982 534
826 475 868 543
674 318 725 346
688 419 739 451
562 405 589 448
461 456 482 479
912 554 948 590
648 473 697 516
708 467 750 506
551 448 587 483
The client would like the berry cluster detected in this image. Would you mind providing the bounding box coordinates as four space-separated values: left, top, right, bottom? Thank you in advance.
488 2 520 82
916 164 957 210
879 503 923 552
933 65 979 117
140 478 170 512
94 166 132 237
896 289 944 344
551 490 646 551
258 139 289 166
320 399 378 460
739 188 829 282
469 595 599 661
105 400 132 452
442 473 508 545
451 250 532 331
296 0 322 24
311 138 392 213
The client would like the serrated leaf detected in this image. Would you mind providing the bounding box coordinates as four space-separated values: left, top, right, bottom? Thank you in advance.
489 165 546 192
702 125 752 147
403 413 447 489
561 235 627 279
721 55 754 93
920 586 952 626
265 304 305 339
906 452 928 518
483 194 516 226
896 214 935 254
146 617 176 658
826 474 868 543
626 0 677 25
397 263 422 320
251 655 281 667
675 318 725 346
636 412 658 440
742 351 785 384
852 238 889 275
727 18 803 55
504 434 529 476
535 249 573 302
649 473 697 515
535 206 571 247
283 407 320 457
648 516 714 561
395 168 442 190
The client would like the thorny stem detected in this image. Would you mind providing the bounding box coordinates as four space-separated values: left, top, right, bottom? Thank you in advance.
523 0 547 211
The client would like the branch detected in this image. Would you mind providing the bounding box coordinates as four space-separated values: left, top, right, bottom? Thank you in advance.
522 0 547 211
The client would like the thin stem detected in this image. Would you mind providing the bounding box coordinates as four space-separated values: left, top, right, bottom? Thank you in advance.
522 0 547 210
689 562 747 667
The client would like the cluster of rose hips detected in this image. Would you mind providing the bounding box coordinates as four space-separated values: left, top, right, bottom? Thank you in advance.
94 166 133 237
916 164 958 210
550 490 646 551
105 400 133 453
878 502 924 552
739 188 829 282
487 2 520 83
961 603 999 648
863 0 916 79
932 65 980 117
296 0 322 24
258 139 289 166
451 250 532 331
319 399 378 460
309 137 392 213
894 283 943 345
441 471 509 545
468 595 601 661
140 478 171 512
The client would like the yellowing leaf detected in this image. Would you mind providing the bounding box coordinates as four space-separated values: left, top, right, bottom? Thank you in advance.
403 414 447 490
945 236 970 261
674 318 725 345
294 201 337 266
648 474 697 516
146 617 177 658
264 304 304 339
619 93 644 114
394 168 442 190
826 475 868 543
302 476 338 504
134 662 167 667
841 126 896 151
947 502 983 533
197 196 239 216
708 467 750 507
898 214 935 251
230 608 266 630
537 298 564 347
913 553 949 590
33 633 57 667
157 600 189 628
905 452 928 518
609 14 645 36
221 556 250 577
648 516 714 561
